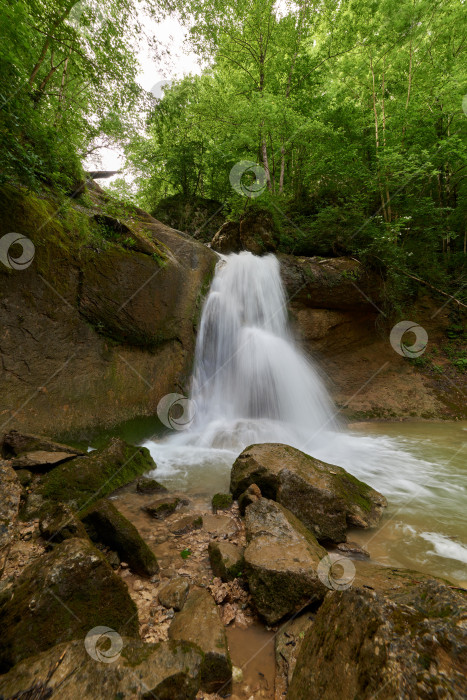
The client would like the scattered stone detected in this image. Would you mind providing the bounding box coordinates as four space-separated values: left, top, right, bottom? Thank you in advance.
237 483 261 515
208 541 244 581
143 497 189 519
159 577 190 611
243 498 328 624
0 463 22 556
232 666 243 684
136 477 167 494
203 514 238 537
1 430 84 459
105 549 120 569
212 493 233 512
81 498 159 577
335 540 370 559
169 587 232 695
0 537 139 673
288 571 467 700
231 443 387 543
0 638 204 700
167 514 203 535
11 450 77 472
40 438 156 511
39 502 89 546
275 613 314 698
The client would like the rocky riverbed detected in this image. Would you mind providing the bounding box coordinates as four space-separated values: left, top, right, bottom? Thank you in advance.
0 430 466 699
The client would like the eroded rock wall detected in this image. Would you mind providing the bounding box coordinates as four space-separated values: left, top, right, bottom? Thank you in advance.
0 184 217 438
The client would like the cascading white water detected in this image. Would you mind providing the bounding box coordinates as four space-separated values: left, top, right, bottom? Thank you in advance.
143 251 467 584
189 251 338 450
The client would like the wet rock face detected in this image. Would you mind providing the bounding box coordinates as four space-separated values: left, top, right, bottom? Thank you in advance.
231 443 387 543
168 587 232 695
0 638 204 700
288 577 467 700
81 498 159 577
211 210 277 255
211 221 242 254
0 185 216 436
243 498 328 625
279 254 382 311
0 537 139 673
275 613 314 698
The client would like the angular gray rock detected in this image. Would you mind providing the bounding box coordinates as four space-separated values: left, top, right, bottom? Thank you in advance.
208 541 244 581
1 430 83 459
158 577 190 611
11 450 77 471
275 613 314 698
0 537 138 672
288 567 467 700
244 498 328 624
0 638 203 699
169 587 232 695
81 498 159 577
231 443 387 543
238 483 261 515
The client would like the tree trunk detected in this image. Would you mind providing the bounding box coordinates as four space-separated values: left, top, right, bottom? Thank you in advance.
29 1 76 88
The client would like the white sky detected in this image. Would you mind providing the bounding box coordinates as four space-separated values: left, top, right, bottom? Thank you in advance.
85 12 201 174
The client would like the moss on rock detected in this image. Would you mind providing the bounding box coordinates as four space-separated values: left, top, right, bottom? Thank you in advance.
231 443 387 543
211 493 233 511
0 537 139 673
40 437 156 512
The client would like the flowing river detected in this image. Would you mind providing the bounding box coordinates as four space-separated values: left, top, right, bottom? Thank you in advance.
140 252 467 586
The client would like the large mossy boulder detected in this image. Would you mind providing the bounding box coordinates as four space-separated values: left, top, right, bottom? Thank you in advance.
0 638 204 699
39 437 156 512
81 498 159 577
0 537 139 673
169 587 232 695
231 443 387 543
244 498 328 624
288 569 467 700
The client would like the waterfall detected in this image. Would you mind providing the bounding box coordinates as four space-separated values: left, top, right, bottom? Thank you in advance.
189 251 339 449
142 251 467 586
143 251 438 495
